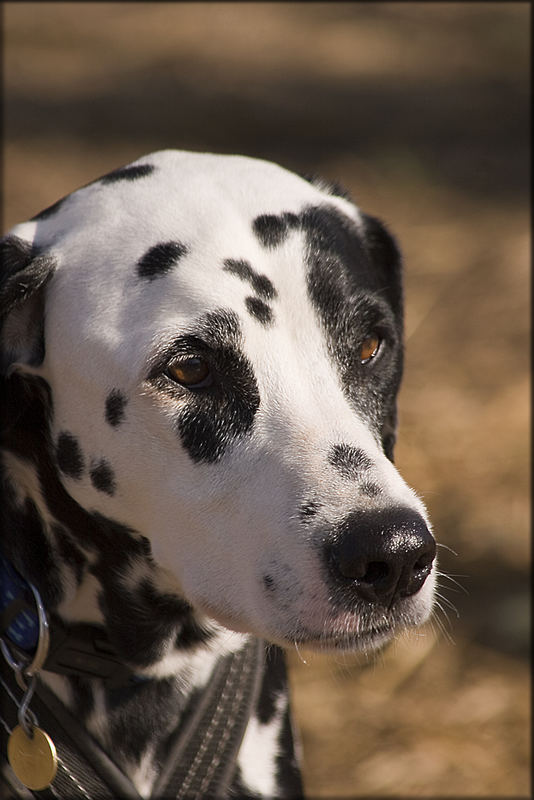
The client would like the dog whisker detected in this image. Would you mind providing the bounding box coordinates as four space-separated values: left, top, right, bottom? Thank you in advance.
293 640 309 665
429 606 456 645
436 541 459 556
435 571 469 595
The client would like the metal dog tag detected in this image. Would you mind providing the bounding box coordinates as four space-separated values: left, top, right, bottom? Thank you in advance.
7 724 58 790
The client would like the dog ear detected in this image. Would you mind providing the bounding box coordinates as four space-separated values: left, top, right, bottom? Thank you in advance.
381 408 398 463
359 213 404 325
359 214 404 462
1 234 57 373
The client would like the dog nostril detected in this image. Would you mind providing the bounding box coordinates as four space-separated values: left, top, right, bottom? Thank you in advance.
402 552 434 597
360 561 389 584
334 553 395 602
414 552 434 571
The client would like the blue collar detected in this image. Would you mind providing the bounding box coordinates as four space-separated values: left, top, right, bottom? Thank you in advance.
0 552 143 686
0 552 40 652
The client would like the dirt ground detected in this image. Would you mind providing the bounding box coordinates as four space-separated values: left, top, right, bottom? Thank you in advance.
2 3 530 797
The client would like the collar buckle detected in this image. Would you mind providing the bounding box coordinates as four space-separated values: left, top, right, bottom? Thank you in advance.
44 621 139 687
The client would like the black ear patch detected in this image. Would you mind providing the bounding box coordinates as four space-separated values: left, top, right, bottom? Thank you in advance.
0 236 56 318
358 213 403 461
359 213 403 325
302 206 404 462
0 235 57 369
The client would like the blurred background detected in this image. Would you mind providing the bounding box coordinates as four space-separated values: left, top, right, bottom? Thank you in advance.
2 3 529 796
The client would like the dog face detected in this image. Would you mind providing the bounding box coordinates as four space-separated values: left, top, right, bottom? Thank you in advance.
2 150 435 651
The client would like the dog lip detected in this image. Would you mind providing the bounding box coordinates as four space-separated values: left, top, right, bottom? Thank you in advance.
292 623 394 651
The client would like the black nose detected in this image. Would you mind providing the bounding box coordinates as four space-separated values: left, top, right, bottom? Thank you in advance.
327 509 436 605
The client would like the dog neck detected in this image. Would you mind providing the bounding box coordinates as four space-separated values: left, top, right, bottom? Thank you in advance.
1 373 262 795
1 373 245 682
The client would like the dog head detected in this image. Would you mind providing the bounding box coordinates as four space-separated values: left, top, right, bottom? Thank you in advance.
1 150 435 653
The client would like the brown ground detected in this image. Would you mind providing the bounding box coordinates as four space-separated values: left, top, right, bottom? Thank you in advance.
3 3 530 797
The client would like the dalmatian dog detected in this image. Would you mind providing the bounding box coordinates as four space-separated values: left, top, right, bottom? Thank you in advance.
0 150 436 798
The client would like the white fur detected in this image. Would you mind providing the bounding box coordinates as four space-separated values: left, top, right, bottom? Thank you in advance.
238 692 289 796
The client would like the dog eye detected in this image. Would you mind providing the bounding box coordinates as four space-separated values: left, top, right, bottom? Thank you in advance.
359 334 382 364
167 357 212 388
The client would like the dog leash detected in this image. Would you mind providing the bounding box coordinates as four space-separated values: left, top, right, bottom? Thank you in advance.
1 554 265 799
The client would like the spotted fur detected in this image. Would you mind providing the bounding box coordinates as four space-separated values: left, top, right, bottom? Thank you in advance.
1 150 436 798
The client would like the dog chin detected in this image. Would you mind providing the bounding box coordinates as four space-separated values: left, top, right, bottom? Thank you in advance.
290 625 395 653
197 599 403 653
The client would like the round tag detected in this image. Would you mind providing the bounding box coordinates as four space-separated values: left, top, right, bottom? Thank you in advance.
7 724 58 790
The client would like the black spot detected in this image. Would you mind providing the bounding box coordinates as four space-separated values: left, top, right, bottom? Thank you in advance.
173 608 215 650
257 645 288 725
90 459 116 495
106 675 178 765
276 703 305 797
148 309 260 464
253 215 287 248
245 296 274 325
99 163 155 184
199 308 241 342
252 212 299 248
175 382 258 464
105 389 128 427
222 258 277 300
56 432 85 479
92 518 211 664
328 443 373 479
30 196 68 221
52 524 87 585
98 572 207 667
137 241 188 281
263 574 276 592
299 499 321 522
361 481 382 497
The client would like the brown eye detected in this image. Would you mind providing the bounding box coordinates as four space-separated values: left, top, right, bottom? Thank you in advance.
359 334 381 364
167 357 212 388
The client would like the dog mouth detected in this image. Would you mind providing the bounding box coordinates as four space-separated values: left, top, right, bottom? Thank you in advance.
291 622 395 653
197 600 395 652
